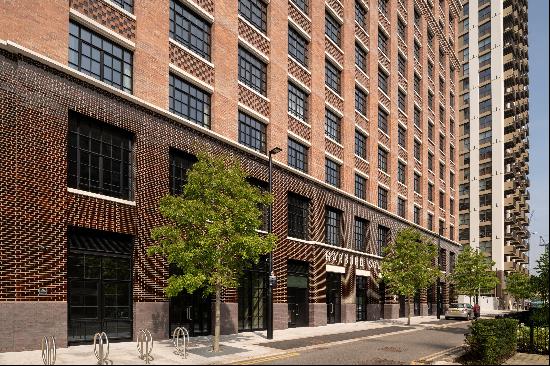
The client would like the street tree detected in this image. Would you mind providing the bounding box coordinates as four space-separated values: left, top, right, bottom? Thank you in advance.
505 272 532 311
532 246 549 305
381 228 440 325
148 153 277 352
448 246 500 304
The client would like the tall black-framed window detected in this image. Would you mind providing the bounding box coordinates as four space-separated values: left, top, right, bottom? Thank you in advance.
169 149 198 195
169 73 211 128
325 108 341 142
355 174 366 200
288 26 309 67
397 197 406 218
355 1 367 29
378 147 388 173
291 0 308 14
355 43 368 73
378 0 388 16
398 89 407 112
68 111 133 200
325 158 341 188
355 130 367 159
288 193 309 240
239 0 267 33
69 21 133 93
288 82 308 122
397 16 407 40
439 191 445 209
378 68 389 94
238 112 267 153
428 120 434 140
356 275 368 321
398 125 407 148
377 225 390 255
398 53 407 76
428 182 434 202
414 107 422 129
247 177 269 231
427 213 434 231
414 173 421 193
378 107 388 134
414 139 421 160
170 0 211 60
325 11 341 46
325 60 341 94
378 186 388 210
355 87 367 115
238 47 267 96
378 28 388 55
325 207 342 246
354 217 368 252
428 151 434 171
288 138 308 173
414 206 421 225
397 161 406 184
111 0 133 12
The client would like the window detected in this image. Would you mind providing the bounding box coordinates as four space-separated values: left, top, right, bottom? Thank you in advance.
479 83 491 99
288 138 308 172
288 193 309 239
377 225 390 255
427 213 434 231
479 115 492 129
439 77 445 94
450 119 455 135
479 177 492 191
398 197 406 218
479 146 492 160
325 11 341 46
68 111 133 200
169 73 211 128
355 174 367 199
478 21 491 37
414 8 421 27
479 209 491 222
379 0 388 16
288 82 308 122
439 48 446 67
428 151 434 170
414 140 421 160
69 21 133 93
439 133 446 153
291 0 308 14
169 149 198 195
170 0 211 60
459 213 470 225
428 182 434 202
428 121 434 140
398 53 407 76
355 1 367 29
449 198 455 213
325 207 342 246
355 87 368 115
459 228 469 241
111 0 133 12
325 158 341 187
439 161 445 180
325 60 341 94
449 145 455 162
439 191 445 209
239 112 266 153
398 125 407 148
378 107 389 134
450 171 455 189
479 68 491 83
378 186 388 210
398 161 406 184
459 197 469 211
354 218 368 252
414 41 421 61
288 26 309 67
428 60 434 78
378 68 389 94
414 107 421 128
355 130 367 159
239 0 267 33
398 89 407 112
479 130 492 145
478 36 491 53
397 17 406 40
378 147 388 173
479 193 491 207
479 52 491 68
428 90 434 110
427 29 434 48
325 109 341 142
378 28 389 55
238 46 267 95
355 43 368 72
414 73 421 94
414 173 421 193
414 206 421 224
480 225 491 238
439 106 445 124
459 183 469 196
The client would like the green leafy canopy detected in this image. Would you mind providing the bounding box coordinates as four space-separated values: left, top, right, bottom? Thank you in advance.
148 152 277 298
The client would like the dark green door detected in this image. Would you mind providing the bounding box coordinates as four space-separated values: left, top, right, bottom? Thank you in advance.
326 272 341 324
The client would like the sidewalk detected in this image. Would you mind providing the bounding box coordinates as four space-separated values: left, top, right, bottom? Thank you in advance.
504 353 550 365
0 316 463 365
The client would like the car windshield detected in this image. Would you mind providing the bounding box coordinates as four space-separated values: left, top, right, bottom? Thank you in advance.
450 303 465 308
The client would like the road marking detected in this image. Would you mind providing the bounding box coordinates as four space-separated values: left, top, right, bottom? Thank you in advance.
231 352 300 365
412 345 466 364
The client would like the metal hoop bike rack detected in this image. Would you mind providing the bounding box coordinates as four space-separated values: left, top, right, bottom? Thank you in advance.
172 326 189 359
41 335 56 365
137 328 154 364
93 332 110 365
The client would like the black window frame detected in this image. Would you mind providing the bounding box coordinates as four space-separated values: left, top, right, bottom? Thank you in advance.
288 138 309 173
355 87 368 115
325 108 341 142
325 158 341 188
288 193 309 240
378 147 388 173
355 43 368 73
170 0 212 60
239 0 268 33
238 111 267 153
378 28 388 55
238 46 268 96
325 11 342 46
111 0 133 12
169 73 212 128
169 148 198 195
378 186 388 210
398 125 407 149
354 217 368 252
397 161 406 184
414 173 421 193
291 0 309 14
325 59 341 94
288 82 309 122
325 207 342 246
355 1 367 29
397 196 406 218
377 225 390 255
355 130 367 159
378 67 389 94
378 107 389 134
355 174 367 200
288 25 309 67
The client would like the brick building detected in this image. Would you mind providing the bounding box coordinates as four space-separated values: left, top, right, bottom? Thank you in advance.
0 0 461 351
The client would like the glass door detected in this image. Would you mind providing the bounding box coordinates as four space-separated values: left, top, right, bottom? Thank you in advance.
169 289 211 337
238 258 268 331
356 276 367 321
326 272 341 324
287 260 309 328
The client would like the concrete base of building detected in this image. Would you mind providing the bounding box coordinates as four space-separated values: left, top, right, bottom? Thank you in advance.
211 302 238 335
383 303 400 319
0 301 67 352
367 304 382 321
341 303 356 323
420 303 429 316
309 303 327 327
273 303 288 330
134 301 169 341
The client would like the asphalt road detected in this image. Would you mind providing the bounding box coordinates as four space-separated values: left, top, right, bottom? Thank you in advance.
245 321 470 365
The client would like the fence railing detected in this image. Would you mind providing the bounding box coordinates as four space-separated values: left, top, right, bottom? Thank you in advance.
517 321 549 355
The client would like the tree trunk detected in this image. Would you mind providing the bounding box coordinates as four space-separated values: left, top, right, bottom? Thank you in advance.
213 284 221 352
407 295 412 326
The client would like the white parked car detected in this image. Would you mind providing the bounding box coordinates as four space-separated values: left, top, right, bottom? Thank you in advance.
445 303 474 320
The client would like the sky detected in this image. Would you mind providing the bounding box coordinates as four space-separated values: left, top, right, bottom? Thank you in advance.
526 0 549 272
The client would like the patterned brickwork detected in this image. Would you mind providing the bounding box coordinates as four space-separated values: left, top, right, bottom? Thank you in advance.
378 130 390 148
397 183 407 197
193 0 214 14
288 1 311 34
288 115 311 141
169 42 215 86
69 0 136 41
355 68 369 91
378 170 391 189
326 0 343 19
288 57 311 89
325 138 343 161
325 38 344 66
355 157 370 178
238 18 270 58
325 88 343 112
398 110 408 127
398 146 408 162
378 12 390 34
355 112 369 132
238 83 270 118
355 23 369 44
379 91 390 111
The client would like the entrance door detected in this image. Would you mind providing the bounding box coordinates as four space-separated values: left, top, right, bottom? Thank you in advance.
238 258 268 331
399 295 406 317
356 276 367 321
287 260 309 328
326 272 341 324
67 229 133 344
169 289 211 337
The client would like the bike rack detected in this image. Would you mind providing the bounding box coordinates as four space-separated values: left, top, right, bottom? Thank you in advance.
172 326 189 359
137 329 154 364
41 336 56 365
93 332 110 365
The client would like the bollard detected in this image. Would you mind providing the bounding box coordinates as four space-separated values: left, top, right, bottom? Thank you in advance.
41 336 56 365
93 332 110 365
137 329 154 364
172 326 189 359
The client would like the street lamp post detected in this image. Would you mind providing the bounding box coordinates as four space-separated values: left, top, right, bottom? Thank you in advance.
267 147 281 340
436 226 446 319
